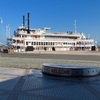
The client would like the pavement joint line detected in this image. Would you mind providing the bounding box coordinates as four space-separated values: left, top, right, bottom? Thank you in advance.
83 84 100 100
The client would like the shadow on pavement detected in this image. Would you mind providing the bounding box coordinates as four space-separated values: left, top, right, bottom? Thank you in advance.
0 68 100 100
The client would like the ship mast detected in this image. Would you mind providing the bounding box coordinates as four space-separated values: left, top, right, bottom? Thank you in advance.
74 20 77 34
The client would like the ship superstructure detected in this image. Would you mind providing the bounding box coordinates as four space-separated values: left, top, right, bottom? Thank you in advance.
7 13 97 52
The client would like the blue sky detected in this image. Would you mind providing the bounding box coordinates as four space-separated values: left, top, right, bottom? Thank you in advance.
0 0 100 45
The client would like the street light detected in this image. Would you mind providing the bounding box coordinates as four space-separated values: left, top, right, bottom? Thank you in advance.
0 17 3 46
6 24 10 38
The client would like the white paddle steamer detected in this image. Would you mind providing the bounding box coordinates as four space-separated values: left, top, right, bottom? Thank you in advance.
7 13 97 52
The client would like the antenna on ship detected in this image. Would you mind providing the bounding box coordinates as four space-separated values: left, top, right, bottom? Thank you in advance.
74 20 77 34
88 33 90 39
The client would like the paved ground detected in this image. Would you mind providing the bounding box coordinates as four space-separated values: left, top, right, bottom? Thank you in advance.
1 51 100 61
0 51 100 100
0 67 100 100
0 51 100 69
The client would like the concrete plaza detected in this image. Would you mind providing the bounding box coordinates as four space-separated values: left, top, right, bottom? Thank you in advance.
0 67 100 100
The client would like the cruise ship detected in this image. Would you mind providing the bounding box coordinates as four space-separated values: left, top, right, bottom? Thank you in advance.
7 13 97 52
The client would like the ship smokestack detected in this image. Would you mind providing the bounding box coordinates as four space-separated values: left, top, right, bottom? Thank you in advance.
27 13 30 34
23 16 25 27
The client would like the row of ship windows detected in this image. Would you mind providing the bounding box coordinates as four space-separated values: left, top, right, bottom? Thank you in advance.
15 35 78 39
16 35 78 39
25 42 93 46
15 40 93 45
26 42 54 45
26 42 76 45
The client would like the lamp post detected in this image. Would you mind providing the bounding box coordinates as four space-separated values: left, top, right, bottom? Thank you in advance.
6 24 10 38
0 17 3 56
0 17 3 41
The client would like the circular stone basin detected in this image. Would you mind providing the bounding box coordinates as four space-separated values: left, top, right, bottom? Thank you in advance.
42 63 100 77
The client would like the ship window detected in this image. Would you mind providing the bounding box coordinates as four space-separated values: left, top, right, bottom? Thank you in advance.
35 36 37 38
26 42 28 45
41 42 43 45
43 42 45 45
36 42 38 45
13 40 16 43
46 42 48 45
39 42 40 45
34 42 36 45
73 43 75 46
69 43 71 45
